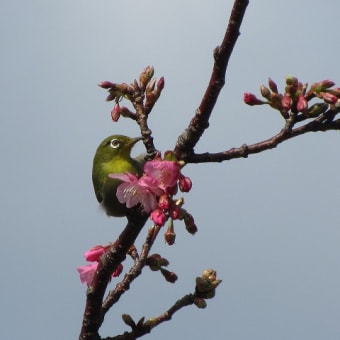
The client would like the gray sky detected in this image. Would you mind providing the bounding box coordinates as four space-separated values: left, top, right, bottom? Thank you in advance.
1 1 340 339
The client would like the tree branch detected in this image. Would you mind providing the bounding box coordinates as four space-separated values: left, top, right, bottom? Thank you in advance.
174 0 249 159
101 226 161 315
102 294 196 340
79 208 149 340
183 114 340 163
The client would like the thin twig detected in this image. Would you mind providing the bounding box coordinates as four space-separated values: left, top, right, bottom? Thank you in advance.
101 226 161 315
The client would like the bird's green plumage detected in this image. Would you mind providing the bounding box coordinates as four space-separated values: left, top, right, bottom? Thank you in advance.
92 135 143 217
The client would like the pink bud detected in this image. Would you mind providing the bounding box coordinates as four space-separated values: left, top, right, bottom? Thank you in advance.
158 194 170 210
243 93 265 106
321 92 338 104
112 263 123 277
268 78 278 93
84 245 106 262
296 95 308 113
157 77 165 91
169 204 180 220
98 81 115 89
111 104 120 122
151 208 167 226
281 94 292 111
178 175 192 192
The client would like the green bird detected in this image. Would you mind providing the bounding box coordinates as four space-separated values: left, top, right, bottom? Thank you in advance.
92 135 143 217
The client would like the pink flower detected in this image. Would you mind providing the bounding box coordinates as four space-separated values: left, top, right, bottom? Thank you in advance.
144 160 180 191
77 262 123 285
84 245 106 262
151 208 167 226
110 173 160 213
77 263 98 285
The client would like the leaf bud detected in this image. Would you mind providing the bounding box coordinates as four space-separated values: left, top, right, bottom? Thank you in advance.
193 298 207 309
307 102 328 117
139 65 154 88
122 314 136 329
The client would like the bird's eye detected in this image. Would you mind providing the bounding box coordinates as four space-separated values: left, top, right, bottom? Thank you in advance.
110 139 120 149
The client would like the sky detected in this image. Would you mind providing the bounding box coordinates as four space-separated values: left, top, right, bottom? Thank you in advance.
1 0 340 339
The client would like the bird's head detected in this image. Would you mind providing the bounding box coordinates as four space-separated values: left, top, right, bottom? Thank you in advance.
95 135 142 162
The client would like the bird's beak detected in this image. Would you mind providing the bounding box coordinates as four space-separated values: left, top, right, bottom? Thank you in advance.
129 137 142 147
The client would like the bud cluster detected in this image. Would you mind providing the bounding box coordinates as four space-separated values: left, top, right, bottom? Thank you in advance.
194 269 222 308
244 76 340 119
111 151 198 244
148 151 197 245
98 66 165 122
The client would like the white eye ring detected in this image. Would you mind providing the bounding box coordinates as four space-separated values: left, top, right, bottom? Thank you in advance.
110 139 120 149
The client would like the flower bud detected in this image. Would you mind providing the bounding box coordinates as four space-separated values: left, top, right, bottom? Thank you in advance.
98 81 115 89
327 87 340 97
151 208 167 226
178 175 192 192
268 78 278 93
160 268 178 283
158 194 170 210
243 93 265 106
184 213 198 234
164 220 176 245
296 94 308 113
146 78 156 93
110 104 120 122
269 92 283 111
169 203 180 220
260 85 271 99
281 94 292 111
157 76 165 91
119 106 133 118
321 92 338 104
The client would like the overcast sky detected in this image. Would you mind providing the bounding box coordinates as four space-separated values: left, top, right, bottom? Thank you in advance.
1 1 340 339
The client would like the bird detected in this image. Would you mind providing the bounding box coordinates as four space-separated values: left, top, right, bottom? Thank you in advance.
92 135 143 217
